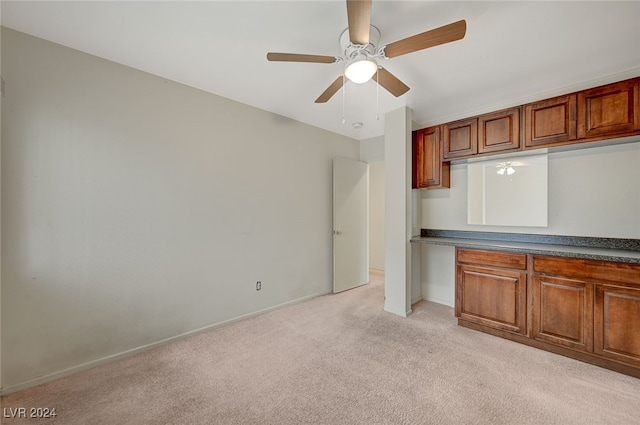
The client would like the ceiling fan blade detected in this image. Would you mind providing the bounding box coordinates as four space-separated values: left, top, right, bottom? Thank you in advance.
383 20 467 58
315 76 344 103
372 68 410 97
267 52 338 64
346 0 372 45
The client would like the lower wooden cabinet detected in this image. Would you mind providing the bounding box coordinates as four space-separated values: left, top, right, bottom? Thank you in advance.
455 248 640 378
456 249 527 335
531 275 593 352
594 284 640 368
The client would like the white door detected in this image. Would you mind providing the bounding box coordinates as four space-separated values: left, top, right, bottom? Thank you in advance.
333 157 369 293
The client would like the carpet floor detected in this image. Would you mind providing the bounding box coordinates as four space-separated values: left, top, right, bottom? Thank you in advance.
2 270 640 424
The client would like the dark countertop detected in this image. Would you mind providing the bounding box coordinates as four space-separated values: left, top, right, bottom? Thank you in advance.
410 230 640 264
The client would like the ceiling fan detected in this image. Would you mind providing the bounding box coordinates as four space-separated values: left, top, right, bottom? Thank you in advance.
266 0 466 103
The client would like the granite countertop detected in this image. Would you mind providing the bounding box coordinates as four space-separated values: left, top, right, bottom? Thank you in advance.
410 230 640 264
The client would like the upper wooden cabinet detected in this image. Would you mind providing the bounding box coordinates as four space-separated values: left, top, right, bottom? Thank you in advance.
524 78 640 149
478 107 521 154
443 108 522 160
443 117 478 160
415 77 640 174
577 79 640 139
524 94 577 148
412 126 450 189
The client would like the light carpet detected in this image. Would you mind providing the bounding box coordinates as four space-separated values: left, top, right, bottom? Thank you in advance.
2 270 640 424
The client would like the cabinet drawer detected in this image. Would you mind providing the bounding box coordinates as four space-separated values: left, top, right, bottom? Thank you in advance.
457 248 527 270
533 256 640 285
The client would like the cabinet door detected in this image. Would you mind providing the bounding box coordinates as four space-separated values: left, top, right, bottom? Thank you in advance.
594 284 640 367
524 94 577 148
531 276 593 352
478 107 521 154
577 79 640 139
443 117 478 160
413 127 450 189
456 264 527 335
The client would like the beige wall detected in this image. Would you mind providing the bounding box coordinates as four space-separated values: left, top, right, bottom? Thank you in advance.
1 28 359 392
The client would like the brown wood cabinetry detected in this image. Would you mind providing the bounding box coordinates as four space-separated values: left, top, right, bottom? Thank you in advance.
578 79 640 139
594 284 640 367
524 94 577 148
443 117 477 160
523 78 640 149
412 127 450 189
532 255 640 371
413 77 640 189
456 249 527 335
443 108 523 160
478 107 521 154
455 248 640 378
531 275 593 352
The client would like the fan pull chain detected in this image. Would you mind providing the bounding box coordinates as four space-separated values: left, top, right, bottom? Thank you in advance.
341 74 346 125
376 67 380 121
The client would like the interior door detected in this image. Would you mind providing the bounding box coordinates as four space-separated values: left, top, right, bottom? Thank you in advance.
333 157 369 293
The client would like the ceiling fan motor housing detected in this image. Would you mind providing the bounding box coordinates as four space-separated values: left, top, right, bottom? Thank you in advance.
340 25 381 61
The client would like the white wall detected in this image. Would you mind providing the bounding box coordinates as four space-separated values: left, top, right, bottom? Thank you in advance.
368 162 385 271
419 140 640 306
360 136 385 272
360 135 384 163
384 107 413 317
420 244 455 306
1 28 359 392
420 140 640 237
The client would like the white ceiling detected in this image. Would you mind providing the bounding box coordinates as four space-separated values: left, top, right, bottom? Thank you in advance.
2 1 639 140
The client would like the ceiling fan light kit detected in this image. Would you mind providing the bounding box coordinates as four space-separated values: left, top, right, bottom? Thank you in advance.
344 57 378 84
340 24 380 84
266 0 467 105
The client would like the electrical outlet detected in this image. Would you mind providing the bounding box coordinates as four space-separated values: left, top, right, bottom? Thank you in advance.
256 281 262 291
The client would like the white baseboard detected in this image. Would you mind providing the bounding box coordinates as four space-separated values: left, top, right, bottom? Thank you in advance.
422 295 454 308
1 290 330 396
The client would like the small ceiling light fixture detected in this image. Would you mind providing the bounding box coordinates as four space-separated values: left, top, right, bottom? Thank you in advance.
344 54 378 84
497 162 516 176
352 122 363 129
